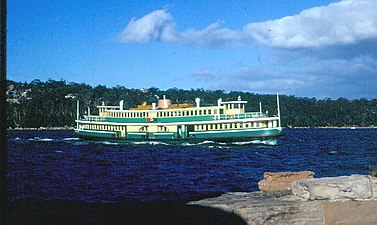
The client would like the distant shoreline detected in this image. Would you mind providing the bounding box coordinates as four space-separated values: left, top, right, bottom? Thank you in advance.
7 126 75 130
286 126 376 129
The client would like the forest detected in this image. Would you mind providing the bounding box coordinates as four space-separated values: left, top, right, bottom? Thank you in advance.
6 79 377 128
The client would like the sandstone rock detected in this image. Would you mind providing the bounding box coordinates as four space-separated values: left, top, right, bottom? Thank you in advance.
191 174 377 225
292 175 372 200
323 200 377 225
190 191 325 225
258 171 315 192
191 191 377 225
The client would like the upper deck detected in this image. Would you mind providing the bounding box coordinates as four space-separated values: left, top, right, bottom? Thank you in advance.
83 96 275 124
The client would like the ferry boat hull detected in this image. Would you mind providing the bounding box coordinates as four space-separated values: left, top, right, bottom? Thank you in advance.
75 127 283 142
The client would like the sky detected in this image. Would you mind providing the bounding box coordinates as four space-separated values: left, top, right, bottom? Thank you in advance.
7 0 377 100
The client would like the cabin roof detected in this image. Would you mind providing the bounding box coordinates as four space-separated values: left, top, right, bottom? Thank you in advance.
221 100 247 104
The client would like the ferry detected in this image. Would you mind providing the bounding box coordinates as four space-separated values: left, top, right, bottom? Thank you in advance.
75 95 283 144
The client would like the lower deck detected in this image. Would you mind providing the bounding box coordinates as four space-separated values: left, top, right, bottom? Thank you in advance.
75 125 283 142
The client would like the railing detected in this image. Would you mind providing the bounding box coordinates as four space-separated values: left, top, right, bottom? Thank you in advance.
81 113 273 122
83 115 106 122
215 112 269 120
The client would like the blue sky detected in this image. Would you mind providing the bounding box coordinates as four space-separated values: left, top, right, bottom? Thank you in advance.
8 0 377 99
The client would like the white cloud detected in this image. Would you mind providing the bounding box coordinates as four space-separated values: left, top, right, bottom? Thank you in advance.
119 10 245 47
119 1 377 48
119 1 377 99
175 21 246 47
118 9 175 43
245 0 377 48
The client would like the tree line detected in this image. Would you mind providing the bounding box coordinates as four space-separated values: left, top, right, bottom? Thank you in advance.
6 79 377 128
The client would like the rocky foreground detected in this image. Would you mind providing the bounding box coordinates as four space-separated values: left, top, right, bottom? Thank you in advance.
190 172 377 225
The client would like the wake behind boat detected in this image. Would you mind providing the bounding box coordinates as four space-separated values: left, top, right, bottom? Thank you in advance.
75 94 283 143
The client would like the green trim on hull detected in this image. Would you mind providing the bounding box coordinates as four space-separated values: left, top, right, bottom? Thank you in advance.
75 128 283 143
75 129 118 138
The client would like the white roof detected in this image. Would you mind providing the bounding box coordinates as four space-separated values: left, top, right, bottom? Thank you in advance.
221 100 247 104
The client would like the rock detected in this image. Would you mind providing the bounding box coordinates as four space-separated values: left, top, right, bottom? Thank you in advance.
323 200 377 225
292 175 372 200
189 191 325 225
258 171 315 192
191 174 377 225
190 191 377 225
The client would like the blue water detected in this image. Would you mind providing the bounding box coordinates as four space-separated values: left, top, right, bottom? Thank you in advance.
7 128 377 203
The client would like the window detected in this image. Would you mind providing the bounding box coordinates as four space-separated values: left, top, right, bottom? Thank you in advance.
140 126 148 132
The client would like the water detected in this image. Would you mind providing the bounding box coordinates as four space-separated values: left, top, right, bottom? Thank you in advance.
7 128 377 203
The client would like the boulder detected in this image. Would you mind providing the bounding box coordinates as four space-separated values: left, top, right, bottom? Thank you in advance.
190 191 377 225
258 171 315 192
190 191 325 225
292 175 372 200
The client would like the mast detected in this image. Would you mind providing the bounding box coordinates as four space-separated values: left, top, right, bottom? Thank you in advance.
277 92 281 127
259 102 262 115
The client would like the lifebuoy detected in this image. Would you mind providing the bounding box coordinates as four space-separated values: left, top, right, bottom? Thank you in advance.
146 118 154 122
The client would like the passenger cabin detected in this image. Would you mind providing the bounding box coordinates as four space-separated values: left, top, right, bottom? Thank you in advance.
220 96 247 115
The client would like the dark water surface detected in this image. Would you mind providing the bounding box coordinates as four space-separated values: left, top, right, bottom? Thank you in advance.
7 128 377 202
6 128 377 224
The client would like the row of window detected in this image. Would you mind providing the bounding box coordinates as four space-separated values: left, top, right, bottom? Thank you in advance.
84 124 170 133
156 109 220 117
85 124 124 131
106 108 221 118
195 122 266 131
225 103 244 110
107 111 149 118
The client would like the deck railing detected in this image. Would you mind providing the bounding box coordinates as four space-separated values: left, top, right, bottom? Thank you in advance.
215 112 268 120
83 115 106 122
82 112 272 122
